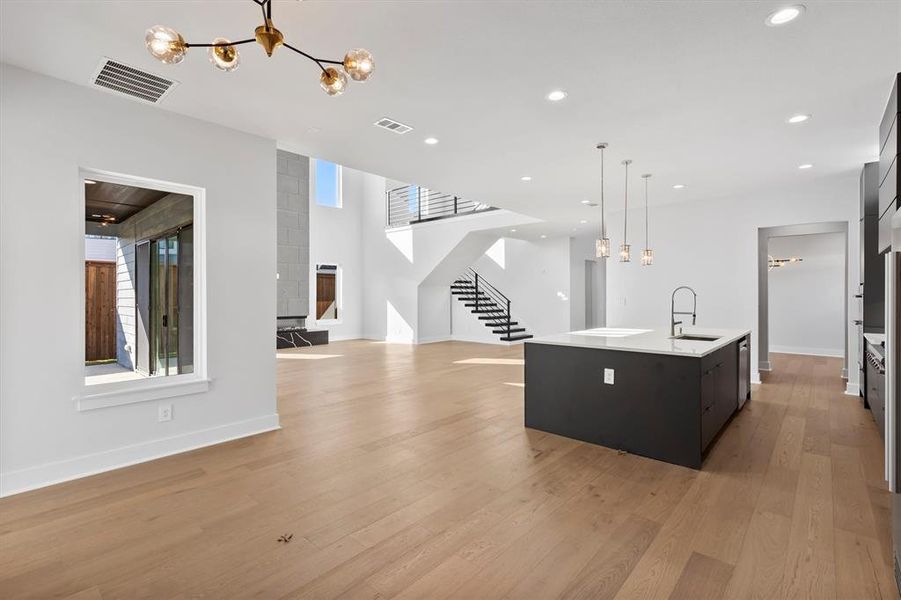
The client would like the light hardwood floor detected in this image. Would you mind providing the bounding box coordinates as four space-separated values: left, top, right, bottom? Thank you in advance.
0 341 895 599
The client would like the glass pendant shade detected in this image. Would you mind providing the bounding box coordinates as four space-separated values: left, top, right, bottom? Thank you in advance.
343 48 374 81
208 38 240 72
596 237 610 258
145 26 187 64
641 248 654 266
320 67 348 96
620 243 631 262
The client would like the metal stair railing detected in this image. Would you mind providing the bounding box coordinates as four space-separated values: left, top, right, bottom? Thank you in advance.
387 185 494 227
455 268 517 339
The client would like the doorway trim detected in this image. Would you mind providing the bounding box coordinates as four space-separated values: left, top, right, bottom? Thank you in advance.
757 221 849 378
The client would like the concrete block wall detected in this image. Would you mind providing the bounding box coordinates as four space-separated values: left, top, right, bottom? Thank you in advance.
114 193 192 369
277 150 310 318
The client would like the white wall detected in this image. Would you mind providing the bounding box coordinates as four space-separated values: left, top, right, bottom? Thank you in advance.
605 174 859 387
768 232 846 356
0 65 278 496
308 165 366 341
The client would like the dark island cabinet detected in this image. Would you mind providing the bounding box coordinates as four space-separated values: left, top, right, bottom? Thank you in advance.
524 335 748 470
700 342 739 451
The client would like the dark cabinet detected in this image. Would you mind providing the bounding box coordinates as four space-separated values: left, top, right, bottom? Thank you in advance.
699 342 738 452
525 336 745 469
878 73 899 254
867 358 885 437
861 162 885 331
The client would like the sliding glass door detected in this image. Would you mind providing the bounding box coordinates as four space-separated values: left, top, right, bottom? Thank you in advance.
144 226 193 377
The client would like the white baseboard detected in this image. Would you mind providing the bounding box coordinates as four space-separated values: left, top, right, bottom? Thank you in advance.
328 334 363 342
751 372 762 385
769 345 844 358
450 333 506 345
0 413 280 498
417 335 454 344
845 383 861 396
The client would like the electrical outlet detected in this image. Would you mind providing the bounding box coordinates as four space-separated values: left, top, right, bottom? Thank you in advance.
603 368 615 385
158 404 173 422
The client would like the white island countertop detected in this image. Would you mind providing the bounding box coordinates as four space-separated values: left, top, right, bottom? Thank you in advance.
525 327 751 358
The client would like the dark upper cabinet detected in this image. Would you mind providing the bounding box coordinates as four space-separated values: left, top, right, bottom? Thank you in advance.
863 161 880 217
861 162 884 330
878 73 899 254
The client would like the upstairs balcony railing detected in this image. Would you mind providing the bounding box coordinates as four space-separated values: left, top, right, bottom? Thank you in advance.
386 185 494 227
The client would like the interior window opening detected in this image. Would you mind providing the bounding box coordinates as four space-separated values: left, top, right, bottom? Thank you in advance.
84 178 194 385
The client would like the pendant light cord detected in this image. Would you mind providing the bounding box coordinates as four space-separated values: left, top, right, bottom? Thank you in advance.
623 161 629 243
644 176 649 247
600 147 605 239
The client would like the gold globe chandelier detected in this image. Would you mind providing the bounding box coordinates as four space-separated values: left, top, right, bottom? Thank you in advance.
145 0 374 96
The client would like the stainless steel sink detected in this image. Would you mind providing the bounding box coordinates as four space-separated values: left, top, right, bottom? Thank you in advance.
671 334 721 342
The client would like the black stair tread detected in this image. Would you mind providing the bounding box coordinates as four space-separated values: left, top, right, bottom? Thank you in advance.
484 321 517 327
478 314 510 320
464 302 497 308
472 309 505 314
492 327 526 334
500 334 533 341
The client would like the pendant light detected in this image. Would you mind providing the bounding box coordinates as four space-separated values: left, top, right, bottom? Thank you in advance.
641 173 653 266
620 160 632 262
145 0 374 96
595 143 610 258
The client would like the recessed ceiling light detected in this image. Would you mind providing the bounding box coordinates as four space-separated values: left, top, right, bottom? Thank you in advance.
510 229 517 233
798 163 813 169
540 234 547 239
579 220 588 224
546 90 567 102
766 5 805 26
673 184 685 189
580 200 591 205
84 179 97 185
787 114 810 124
521 176 532 182
424 137 439 145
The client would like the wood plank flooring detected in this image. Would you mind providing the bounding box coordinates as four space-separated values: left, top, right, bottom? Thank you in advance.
0 342 895 599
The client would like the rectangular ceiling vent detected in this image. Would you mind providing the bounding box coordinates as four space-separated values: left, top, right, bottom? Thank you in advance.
374 117 413 135
90 58 178 105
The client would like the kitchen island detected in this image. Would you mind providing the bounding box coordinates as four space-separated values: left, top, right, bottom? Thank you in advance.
524 327 751 469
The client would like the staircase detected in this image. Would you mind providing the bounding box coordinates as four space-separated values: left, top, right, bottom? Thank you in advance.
451 269 533 342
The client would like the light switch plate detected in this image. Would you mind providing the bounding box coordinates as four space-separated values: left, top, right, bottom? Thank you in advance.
158 404 173 422
603 368 615 385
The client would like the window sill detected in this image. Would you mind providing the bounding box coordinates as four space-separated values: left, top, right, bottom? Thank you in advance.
75 376 211 411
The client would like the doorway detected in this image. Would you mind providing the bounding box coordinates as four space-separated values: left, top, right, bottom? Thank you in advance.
584 259 602 329
757 221 849 379
138 226 194 376
85 260 117 361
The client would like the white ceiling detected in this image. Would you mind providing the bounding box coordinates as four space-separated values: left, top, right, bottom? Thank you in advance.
1 1 899 230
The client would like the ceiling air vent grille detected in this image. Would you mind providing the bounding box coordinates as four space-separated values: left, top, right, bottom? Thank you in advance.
374 117 413 135
90 58 177 104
